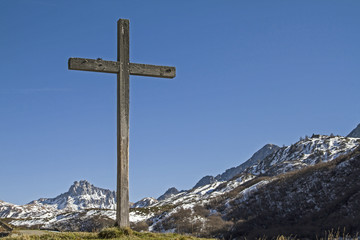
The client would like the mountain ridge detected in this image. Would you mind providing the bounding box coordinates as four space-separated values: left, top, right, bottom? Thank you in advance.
1 125 360 236
193 144 280 189
29 180 116 211
347 123 360 138
220 145 360 239
157 187 180 201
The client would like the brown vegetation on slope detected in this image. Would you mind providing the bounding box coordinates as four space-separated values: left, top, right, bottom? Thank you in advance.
148 147 360 239
221 146 360 239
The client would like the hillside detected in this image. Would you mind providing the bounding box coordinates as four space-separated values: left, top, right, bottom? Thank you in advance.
145 135 360 238
219 146 360 238
1 133 360 238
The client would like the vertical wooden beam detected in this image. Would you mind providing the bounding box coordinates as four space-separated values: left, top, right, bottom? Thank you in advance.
68 18 175 229
116 19 130 228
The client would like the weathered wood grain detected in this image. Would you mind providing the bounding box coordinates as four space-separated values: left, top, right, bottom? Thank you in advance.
69 58 175 79
130 63 176 78
68 58 119 73
116 19 130 228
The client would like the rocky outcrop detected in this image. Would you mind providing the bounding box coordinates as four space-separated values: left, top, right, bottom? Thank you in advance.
193 176 216 189
193 144 280 188
347 123 360 138
215 144 280 181
132 197 158 208
157 187 179 201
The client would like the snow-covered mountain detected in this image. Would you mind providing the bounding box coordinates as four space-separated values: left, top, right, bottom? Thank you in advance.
132 198 158 208
0 180 117 231
30 180 116 211
157 187 180 201
1 129 360 237
151 135 358 204
248 135 359 176
220 145 360 239
193 143 280 188
146 135 360 238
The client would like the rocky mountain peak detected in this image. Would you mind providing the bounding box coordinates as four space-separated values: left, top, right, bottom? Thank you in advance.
250 135 360 176
30 180 116 211
193 176 216 189
347 123 360 138
68 180 95 196
157 187 179 201
215 143 280 181
132 197 158 208
192 143 280 189
252 144 280 161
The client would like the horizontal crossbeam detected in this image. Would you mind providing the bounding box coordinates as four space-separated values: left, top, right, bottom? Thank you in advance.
69 58 119 73
68 58 176 78
130 63 176 78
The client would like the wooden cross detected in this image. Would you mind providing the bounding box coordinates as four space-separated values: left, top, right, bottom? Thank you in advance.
68 19 176 228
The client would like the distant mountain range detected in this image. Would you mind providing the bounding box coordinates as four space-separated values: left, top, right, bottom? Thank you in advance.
29 180 116 211
1 124 360 238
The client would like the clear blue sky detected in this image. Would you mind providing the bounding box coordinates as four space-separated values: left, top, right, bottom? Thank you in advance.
1 0 359 205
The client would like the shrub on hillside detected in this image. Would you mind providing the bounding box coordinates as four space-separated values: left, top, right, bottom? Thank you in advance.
98 227 133 239
193 205 209 218
131 221 149 232
203 215 233 238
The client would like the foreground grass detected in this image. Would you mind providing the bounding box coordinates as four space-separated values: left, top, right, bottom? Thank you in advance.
3 227 215 240
4 228 359 240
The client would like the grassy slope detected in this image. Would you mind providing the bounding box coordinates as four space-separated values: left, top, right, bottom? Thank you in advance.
3 228 215 240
